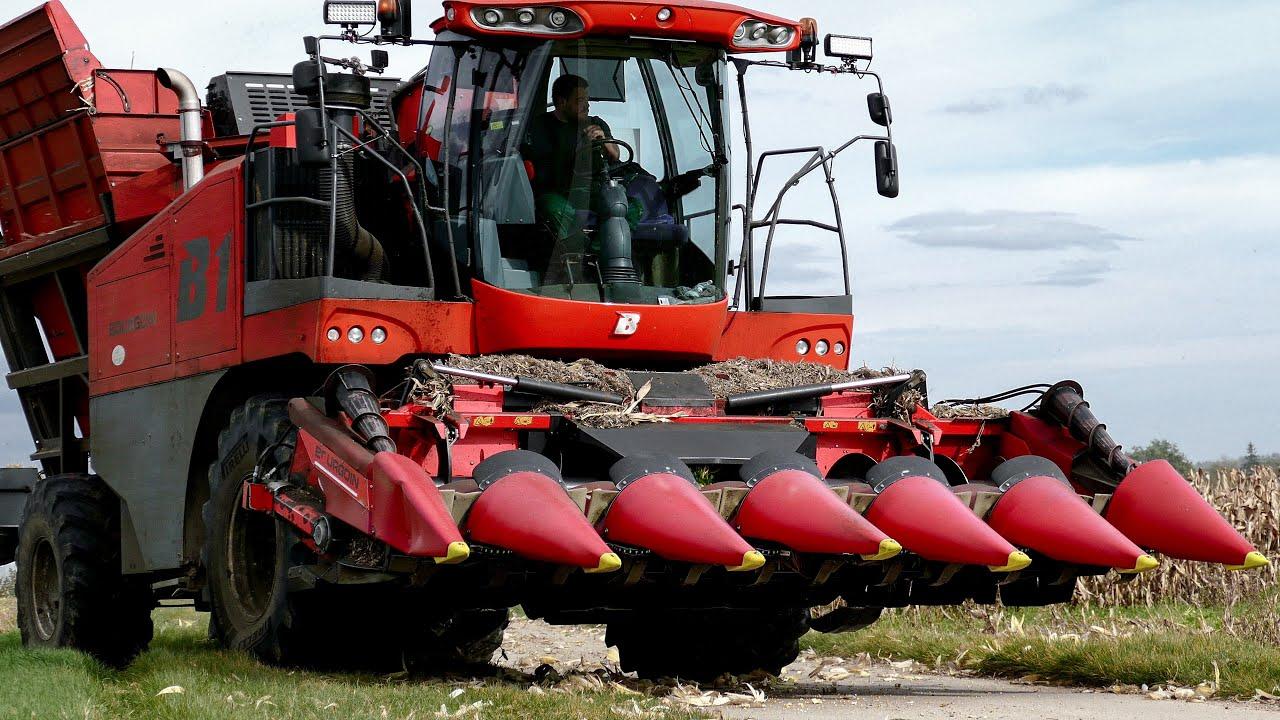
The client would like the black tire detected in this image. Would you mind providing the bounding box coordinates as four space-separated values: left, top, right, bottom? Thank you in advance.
606 608 807 681
203 395 308 664
15 474 154 667
404 609 510 673
204 396 508 674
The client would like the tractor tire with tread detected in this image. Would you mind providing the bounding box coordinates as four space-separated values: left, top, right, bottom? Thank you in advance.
606 608 807 681
15 473 154 667
204 395 510 673
203 395 314 664
403 608 510 673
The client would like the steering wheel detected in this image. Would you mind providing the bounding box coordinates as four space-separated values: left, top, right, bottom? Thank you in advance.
592 137 636 176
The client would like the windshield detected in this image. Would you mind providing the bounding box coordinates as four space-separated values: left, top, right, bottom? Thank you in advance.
423 39 729 305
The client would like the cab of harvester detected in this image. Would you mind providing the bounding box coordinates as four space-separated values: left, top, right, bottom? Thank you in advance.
0 0 1265 677
245 0 897 362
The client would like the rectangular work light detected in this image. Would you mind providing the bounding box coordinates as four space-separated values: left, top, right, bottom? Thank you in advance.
825 34 873 62
325 0 378 25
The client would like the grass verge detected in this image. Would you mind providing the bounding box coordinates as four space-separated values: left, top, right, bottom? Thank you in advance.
0 602 700 720
803 595 1280 699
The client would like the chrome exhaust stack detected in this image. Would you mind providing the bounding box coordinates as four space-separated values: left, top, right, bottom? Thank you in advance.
156 68 204 190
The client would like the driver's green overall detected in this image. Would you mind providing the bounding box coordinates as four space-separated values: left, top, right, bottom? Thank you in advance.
522 112 644 252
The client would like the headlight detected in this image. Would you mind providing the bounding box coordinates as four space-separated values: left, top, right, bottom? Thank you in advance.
470 6 583 33
347 326 365 344
796 339 811 356
734 19 797 49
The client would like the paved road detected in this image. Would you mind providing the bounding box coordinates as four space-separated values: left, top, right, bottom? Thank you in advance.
500 617 1280 720
721 674 1279 720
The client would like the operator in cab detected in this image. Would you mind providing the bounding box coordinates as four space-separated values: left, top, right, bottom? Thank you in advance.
522 75 643 256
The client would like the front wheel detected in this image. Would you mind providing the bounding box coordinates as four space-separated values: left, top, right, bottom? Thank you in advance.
204 395 321 664
606 608 807 681
15 474 154 666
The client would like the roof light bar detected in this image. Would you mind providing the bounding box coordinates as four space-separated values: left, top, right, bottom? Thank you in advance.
733 19 795 49
470 6 583 34
825 34 874 62
324 0 378 26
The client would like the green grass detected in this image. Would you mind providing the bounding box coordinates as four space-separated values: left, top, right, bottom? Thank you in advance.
803 597 1280 698
0 602 699 720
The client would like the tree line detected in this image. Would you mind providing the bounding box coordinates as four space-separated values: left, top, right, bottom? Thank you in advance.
1128 439 1278 477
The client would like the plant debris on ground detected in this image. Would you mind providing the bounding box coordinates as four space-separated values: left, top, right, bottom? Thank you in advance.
412 355 932 428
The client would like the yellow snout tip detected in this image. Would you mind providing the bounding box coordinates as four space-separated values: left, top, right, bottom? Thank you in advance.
1227 551 1269 571
861 538 903 562
989 550 1032 573
727 550 766 572
585 552 623 574
435 541 471 565
1118 554 1160 574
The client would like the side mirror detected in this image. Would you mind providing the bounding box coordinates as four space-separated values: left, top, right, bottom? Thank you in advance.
874 140 899 198
867 93 892 127
295 108 329 167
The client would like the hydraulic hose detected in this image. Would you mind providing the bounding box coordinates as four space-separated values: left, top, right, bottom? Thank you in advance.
325 366 396 454
319 150 387 282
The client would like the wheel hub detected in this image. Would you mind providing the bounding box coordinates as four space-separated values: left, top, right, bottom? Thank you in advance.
226 499 278 621
29 538 60 641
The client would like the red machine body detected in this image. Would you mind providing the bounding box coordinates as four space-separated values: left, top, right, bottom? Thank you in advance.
0 0 1265 677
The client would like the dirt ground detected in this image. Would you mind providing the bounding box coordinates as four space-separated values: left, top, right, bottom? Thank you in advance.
2 601 1277 719
495 615 1280 720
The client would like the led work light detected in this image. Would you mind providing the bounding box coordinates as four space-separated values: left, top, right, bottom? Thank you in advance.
325 0 378 26
825 34 873 62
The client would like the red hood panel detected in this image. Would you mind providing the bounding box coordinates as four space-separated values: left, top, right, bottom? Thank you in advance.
472 281 727 360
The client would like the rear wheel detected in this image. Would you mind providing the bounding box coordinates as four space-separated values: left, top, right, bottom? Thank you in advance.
15 474 154 666
606 608 807 681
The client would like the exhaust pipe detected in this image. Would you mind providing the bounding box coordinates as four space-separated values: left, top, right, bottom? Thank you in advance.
156 68 204 190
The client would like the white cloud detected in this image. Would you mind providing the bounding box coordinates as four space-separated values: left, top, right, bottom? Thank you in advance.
0 0 1272 462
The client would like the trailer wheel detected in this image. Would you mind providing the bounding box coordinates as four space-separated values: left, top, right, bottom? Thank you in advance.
403 609 510 673
203 395 307 664
606 608 807 681
15 474 154 666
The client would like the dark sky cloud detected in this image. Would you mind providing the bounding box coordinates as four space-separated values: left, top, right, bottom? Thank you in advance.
1032 259 1113 287
885 210 1136 251
942 83 1089 115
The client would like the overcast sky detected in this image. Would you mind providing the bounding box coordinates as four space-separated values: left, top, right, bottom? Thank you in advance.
0 0 1276 463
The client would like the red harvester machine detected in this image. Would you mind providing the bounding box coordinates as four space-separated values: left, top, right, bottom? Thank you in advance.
0 0 1266 675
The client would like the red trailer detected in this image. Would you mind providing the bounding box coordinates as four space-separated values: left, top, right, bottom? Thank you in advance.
0 0 1264 674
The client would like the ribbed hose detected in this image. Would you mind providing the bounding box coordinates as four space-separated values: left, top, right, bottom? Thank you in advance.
319 153 387 282
326 367 396 454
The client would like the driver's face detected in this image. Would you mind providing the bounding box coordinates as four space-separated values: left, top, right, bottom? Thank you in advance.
559 86 590 121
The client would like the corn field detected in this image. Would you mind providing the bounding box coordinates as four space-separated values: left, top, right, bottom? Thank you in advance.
1080 467 1279 607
